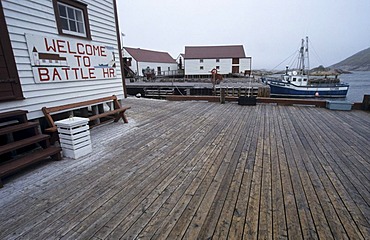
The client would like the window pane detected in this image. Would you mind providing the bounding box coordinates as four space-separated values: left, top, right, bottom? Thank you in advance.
58 4 67 17
61 18 69 30
69 20 76 31
76 10 83 21
57 2 87 37
77 22 85 33
67 8 75 20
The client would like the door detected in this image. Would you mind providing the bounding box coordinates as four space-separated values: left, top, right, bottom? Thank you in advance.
232 66 239 73
0 1 23 101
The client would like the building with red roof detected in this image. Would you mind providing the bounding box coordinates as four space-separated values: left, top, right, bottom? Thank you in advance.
184 45 252 76
123 47 178 77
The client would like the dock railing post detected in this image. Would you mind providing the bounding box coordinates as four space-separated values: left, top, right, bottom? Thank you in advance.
220 88 226 104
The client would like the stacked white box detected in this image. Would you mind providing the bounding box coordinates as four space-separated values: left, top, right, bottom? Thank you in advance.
55 117 92 159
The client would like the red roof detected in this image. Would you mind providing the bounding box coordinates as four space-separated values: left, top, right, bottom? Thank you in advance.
124 47 176 63
184 45 246 59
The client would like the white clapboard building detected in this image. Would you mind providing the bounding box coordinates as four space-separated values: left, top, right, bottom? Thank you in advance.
184 45 252 77
123 47 177 77
0 0 125 120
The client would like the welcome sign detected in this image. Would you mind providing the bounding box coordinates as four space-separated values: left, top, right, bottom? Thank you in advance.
26 34 117 83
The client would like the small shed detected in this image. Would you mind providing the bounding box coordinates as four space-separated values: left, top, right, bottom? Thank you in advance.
184 45 252 77
123 47 178 77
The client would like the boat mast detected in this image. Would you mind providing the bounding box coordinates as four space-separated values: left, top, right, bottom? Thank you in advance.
299 38 305 74
305 36 310 79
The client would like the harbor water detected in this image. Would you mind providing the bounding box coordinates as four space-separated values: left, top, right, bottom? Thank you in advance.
339 71 370 102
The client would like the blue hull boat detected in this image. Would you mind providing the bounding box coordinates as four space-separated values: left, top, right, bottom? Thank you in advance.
262 37 349 98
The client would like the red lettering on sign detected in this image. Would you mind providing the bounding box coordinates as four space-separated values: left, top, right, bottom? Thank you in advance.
44 38 56 52
81 68 89 79
72 68 79 79
62 68 70 80
100 46 106 57
89 68 96 79
67 41 76 54
85 44 93 55
77 43 84 54
56 40 67 53
53 68 62 81
38 68 50 81
102 68 115 78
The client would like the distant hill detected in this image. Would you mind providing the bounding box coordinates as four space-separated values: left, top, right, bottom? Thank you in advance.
330 47 370 71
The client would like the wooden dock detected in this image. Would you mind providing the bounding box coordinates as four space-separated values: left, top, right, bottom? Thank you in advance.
0 98 369 239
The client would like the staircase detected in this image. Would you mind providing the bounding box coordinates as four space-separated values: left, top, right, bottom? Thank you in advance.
0 110 61 187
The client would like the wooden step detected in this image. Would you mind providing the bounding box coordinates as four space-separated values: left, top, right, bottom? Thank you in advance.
0 134 50 155
0 110 28 119
0 146 61 178
0 110 28 124
0 122 39 136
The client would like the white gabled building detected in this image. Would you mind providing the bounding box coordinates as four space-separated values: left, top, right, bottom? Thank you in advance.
0 0 126 119
123 47 178 77
184 45 252 76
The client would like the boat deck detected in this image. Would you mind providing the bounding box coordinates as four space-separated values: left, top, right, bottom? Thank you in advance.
1 98 369 239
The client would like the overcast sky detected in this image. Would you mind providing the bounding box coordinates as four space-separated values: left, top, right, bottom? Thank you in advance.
117 0 370 70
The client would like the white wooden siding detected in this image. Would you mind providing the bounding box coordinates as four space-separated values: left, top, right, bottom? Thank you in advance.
239 58 252 72
185 59 231 75
185 58 252 75
0 0 124 120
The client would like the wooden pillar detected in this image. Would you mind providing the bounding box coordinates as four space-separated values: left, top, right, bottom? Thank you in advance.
220 88 225 104
362 95 370 110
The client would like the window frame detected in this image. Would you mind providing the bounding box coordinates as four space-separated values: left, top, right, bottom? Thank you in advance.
53 0 91 40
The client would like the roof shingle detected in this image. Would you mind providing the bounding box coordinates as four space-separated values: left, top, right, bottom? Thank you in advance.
124 47 176 63
184 45 246 59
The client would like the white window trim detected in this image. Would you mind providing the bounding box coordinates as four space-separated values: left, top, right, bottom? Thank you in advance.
58 2 87 37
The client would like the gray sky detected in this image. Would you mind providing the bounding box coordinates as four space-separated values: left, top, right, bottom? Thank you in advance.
117 0 370 70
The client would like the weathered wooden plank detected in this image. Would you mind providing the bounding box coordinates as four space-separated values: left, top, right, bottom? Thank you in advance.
295 107 364 239
104 105 241 239
182 106 252 239
243 105 265 239
151 106 244 239
27 102 220 239
227 105 262 239
269 106 288 239
273 107 304 240
1 101 213 238
280 107 319 239
1 99 369 240
296 107 369 238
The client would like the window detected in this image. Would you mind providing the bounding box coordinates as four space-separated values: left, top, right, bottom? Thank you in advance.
292 78 296 81
200 59 203 63
216 59 220 63
53 0 91 39
232 58 239 64
200 66 204 70
216 66 220 70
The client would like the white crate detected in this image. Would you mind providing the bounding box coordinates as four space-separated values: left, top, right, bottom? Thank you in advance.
55 117 92 159
326 101 353 111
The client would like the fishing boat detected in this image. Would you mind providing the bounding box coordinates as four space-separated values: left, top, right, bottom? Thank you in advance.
261 37 349 98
